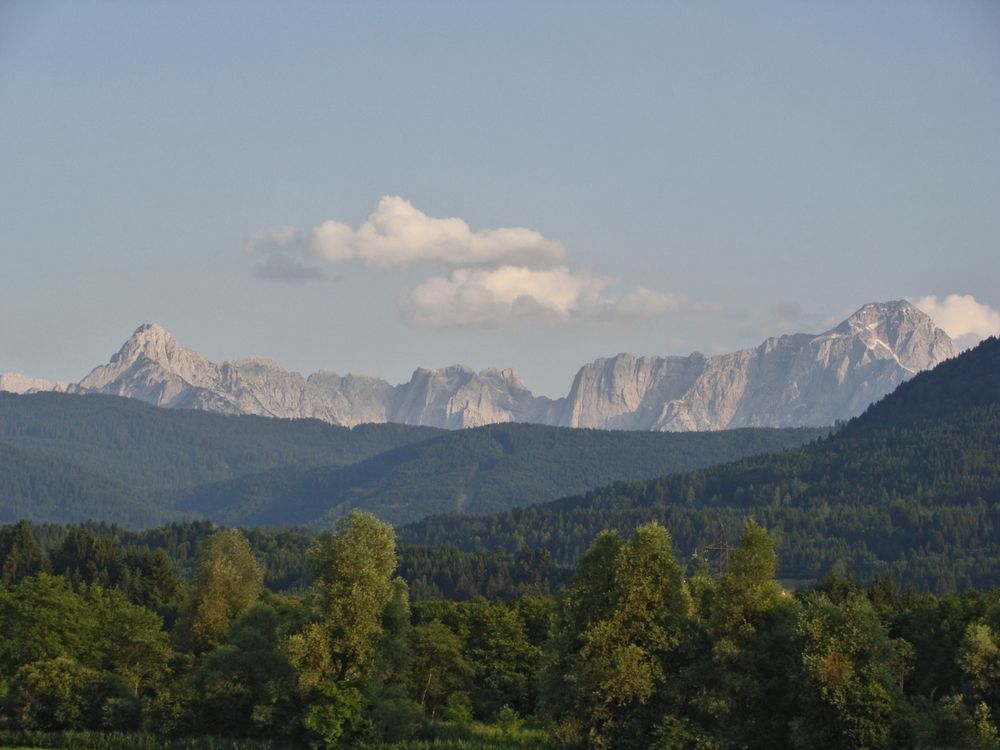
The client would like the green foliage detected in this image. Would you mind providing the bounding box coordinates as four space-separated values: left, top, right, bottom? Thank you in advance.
545 524 694 749
289 511 397 685
0 573 100 673
302 681 363 749
406 622 472 719
183 530 264 652
792 591 909 749
1 524 1000 747
191 602 300 737
6 656 105 730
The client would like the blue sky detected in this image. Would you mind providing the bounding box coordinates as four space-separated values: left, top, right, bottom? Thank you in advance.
2 1 998 395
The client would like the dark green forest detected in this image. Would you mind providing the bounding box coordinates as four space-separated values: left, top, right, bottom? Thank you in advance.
1 513 998 749
170 423 826 527
0 443 163 528
400 338 1000 592
0 392 444 492
0 520 562 601
0 392 825 528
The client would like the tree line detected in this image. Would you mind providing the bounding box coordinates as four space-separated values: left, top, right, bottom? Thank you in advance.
1 512 999 749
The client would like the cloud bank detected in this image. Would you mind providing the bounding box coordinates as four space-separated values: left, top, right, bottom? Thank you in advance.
248 196 713 328
908 294 1000 350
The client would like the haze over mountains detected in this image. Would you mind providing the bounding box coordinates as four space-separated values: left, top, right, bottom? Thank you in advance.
1 300 955 431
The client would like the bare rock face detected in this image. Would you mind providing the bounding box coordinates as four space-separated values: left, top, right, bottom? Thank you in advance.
0 373 70 394
75 323 225 409
71 324 400 426
390 365 560 429
58 324 550 428
561 301 957 430
2 300 956 431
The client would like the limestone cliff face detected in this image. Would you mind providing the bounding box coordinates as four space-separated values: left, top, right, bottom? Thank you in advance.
3 300 956 431
561 301 956 430
63 324 553 428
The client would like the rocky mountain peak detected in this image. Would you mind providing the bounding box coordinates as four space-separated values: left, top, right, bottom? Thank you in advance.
78 322 219 395
829 300 955 373
114 322 175 362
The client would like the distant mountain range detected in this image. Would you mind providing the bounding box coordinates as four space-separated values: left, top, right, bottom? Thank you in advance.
1 300 955 430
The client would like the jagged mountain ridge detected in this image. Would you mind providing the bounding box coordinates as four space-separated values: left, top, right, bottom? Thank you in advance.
0 300 956 430
561 300 956 430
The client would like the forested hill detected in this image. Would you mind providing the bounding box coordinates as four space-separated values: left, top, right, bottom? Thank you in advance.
169 423 828 527
400 338 1000 592
0 391 443 492
0 443 169 527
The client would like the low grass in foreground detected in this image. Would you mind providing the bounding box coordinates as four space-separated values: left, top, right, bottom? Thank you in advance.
0 730 292 750
0 722 554 750
364 721 554 749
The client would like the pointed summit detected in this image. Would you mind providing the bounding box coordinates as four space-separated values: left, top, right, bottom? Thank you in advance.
113 323 178 365
831 300 955 373
78 323 221 398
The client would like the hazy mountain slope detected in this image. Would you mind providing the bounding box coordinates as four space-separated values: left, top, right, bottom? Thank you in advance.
1 300 955 431
0 373 69 394
171 423 828 527
0 391 443 492
0 442 169 527
399 339 999 591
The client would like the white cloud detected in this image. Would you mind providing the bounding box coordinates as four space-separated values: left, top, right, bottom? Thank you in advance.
247 196 715 328
247 196 566 269
400 266 711 328
908 293 1000 350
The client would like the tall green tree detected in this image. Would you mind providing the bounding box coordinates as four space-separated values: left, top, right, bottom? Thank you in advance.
406 620 472 719
86 584 174 697
540 530 622 730
545 524 694 749
285 510 397 748
699 522 800 748
183 529 264 652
